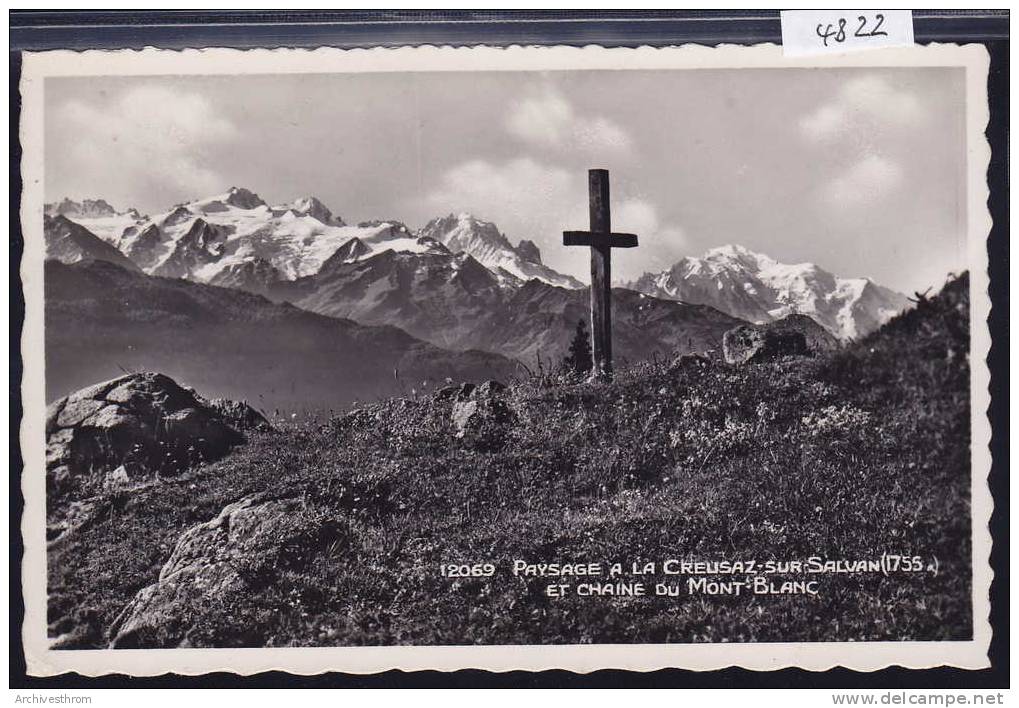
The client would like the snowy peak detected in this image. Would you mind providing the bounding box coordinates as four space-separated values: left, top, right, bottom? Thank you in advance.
163 205 194 227
284 196 344 226
45 198 119 219
627 245 909 340
222 187 267 210
46 191 584 296
181 188 269 217
66 189 463 288
44 200 146 252
420 213 514 256
120 223 164 270
326 237 372 266
415 236 453 256
152 219 231 279
43 214 140 272
316 233 455 275
702 243 775 270
418 213 582 290
705 243 754 259
515 239 542 265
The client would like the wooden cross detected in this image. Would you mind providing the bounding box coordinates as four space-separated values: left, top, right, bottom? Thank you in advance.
563 169 638 380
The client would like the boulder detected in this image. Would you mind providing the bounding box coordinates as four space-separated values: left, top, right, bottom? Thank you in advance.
722 314 838 365
468 380 506 400
434 382 476 402
109 493 339 648
669 353 711 373
450 379 515 450
722 325 809 365
767 314 840 353
45 372 270 503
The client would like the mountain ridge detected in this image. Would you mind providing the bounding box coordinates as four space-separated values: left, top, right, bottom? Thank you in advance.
624 243 908 340
44 258 519 413
43 214 141 272
271 247 745 365
419 213 582 290
46 192 582 291
45 192 909 341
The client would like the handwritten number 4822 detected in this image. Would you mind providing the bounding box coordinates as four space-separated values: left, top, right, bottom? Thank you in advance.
816 14 888 47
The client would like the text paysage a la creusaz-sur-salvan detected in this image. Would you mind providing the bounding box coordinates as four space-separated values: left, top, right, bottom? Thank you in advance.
438 556 939 598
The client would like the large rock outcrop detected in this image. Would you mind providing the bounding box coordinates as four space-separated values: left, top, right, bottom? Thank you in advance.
722 314 838 365
767 314 841 353
723 325 807 365
108 493 340 648
46 372 269 503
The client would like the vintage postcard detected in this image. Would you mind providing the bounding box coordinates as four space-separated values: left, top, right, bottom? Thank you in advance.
18 42 992 676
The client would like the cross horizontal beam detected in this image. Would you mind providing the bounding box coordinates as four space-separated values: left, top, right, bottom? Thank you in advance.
562 230 639 249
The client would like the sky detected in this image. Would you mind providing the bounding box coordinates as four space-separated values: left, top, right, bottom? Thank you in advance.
44 67 967 293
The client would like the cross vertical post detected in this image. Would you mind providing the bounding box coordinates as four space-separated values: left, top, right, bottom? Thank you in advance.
562 169 639 382
588 169 613 378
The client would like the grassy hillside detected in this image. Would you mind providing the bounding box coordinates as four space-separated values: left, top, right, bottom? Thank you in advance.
48 274 971 648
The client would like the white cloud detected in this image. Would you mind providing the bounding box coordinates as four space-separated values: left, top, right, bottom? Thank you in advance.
55 85 238 205
506 87 633 156
800 105 845 143
800 74 924 142
421 158 684 282
422 157 580 226
823 154 904 206
613 199 687 277
614 198 659 233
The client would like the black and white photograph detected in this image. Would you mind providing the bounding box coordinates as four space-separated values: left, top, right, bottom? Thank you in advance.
17 42 993 676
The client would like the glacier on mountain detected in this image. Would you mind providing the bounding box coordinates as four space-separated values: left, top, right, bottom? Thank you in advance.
625 243 908 340
53 190 581 290
46 190 909 340
419 213 583 290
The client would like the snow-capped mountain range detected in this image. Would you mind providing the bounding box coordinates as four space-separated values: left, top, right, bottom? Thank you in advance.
623 244 909 340
419 213 581 289
44 189 908 340
45 188 573 292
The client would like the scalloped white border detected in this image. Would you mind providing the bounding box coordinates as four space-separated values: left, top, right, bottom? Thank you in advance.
18 42 993 677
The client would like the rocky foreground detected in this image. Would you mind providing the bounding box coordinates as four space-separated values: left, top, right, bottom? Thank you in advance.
46 275 971 648
46 373 269 545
